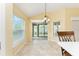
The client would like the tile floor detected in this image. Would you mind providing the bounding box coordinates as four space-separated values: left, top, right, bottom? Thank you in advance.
17 40 62 56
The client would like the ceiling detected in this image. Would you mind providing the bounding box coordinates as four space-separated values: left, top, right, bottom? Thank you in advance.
15 3 79 17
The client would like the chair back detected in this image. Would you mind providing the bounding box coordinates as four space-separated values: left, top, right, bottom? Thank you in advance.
57 31 75 42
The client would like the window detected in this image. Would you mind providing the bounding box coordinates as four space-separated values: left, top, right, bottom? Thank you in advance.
44 25 48 36
33 25 38 37
32 23 48 37
39 24 44 36
53 21 60 36
13 15 25 47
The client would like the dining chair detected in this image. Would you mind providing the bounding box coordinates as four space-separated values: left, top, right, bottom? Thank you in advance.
57 31 76 42
61 47 71 56
57 31 75 56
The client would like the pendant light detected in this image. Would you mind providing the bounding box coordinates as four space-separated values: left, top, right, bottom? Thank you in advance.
43 3 50 23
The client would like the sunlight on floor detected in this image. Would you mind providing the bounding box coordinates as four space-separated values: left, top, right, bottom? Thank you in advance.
16 40 62 56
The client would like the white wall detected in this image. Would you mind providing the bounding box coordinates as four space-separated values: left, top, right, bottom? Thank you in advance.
0 3 6 55
72 20 79 42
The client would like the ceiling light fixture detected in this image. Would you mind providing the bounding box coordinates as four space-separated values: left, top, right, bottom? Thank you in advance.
43 3 50 23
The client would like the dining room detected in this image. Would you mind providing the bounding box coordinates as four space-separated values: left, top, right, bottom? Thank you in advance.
0 3 79 56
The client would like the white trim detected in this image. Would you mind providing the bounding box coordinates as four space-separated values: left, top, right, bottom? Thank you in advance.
31 19 44 23
0 3 6 55
71 16 79 21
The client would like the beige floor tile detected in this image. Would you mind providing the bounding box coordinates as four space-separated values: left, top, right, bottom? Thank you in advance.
16 40 62 56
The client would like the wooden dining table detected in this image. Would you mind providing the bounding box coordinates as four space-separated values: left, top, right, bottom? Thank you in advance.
57 42 79 56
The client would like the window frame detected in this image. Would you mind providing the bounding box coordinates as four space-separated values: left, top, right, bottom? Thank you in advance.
32 23 48 37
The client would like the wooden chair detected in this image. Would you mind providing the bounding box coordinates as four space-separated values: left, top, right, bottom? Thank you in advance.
61 47 71 56
57 31 75 42
57 31 76 56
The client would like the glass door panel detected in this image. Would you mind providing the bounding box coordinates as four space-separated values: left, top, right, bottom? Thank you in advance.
39 25 44 37
32 24 48 37
44 25 48 36
34 25 38 37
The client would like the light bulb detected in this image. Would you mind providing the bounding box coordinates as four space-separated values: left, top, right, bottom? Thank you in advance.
44 17 47 20
48 19 50 22
42 17 47 22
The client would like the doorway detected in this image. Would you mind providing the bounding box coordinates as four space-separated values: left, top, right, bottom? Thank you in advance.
32 23 48 40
